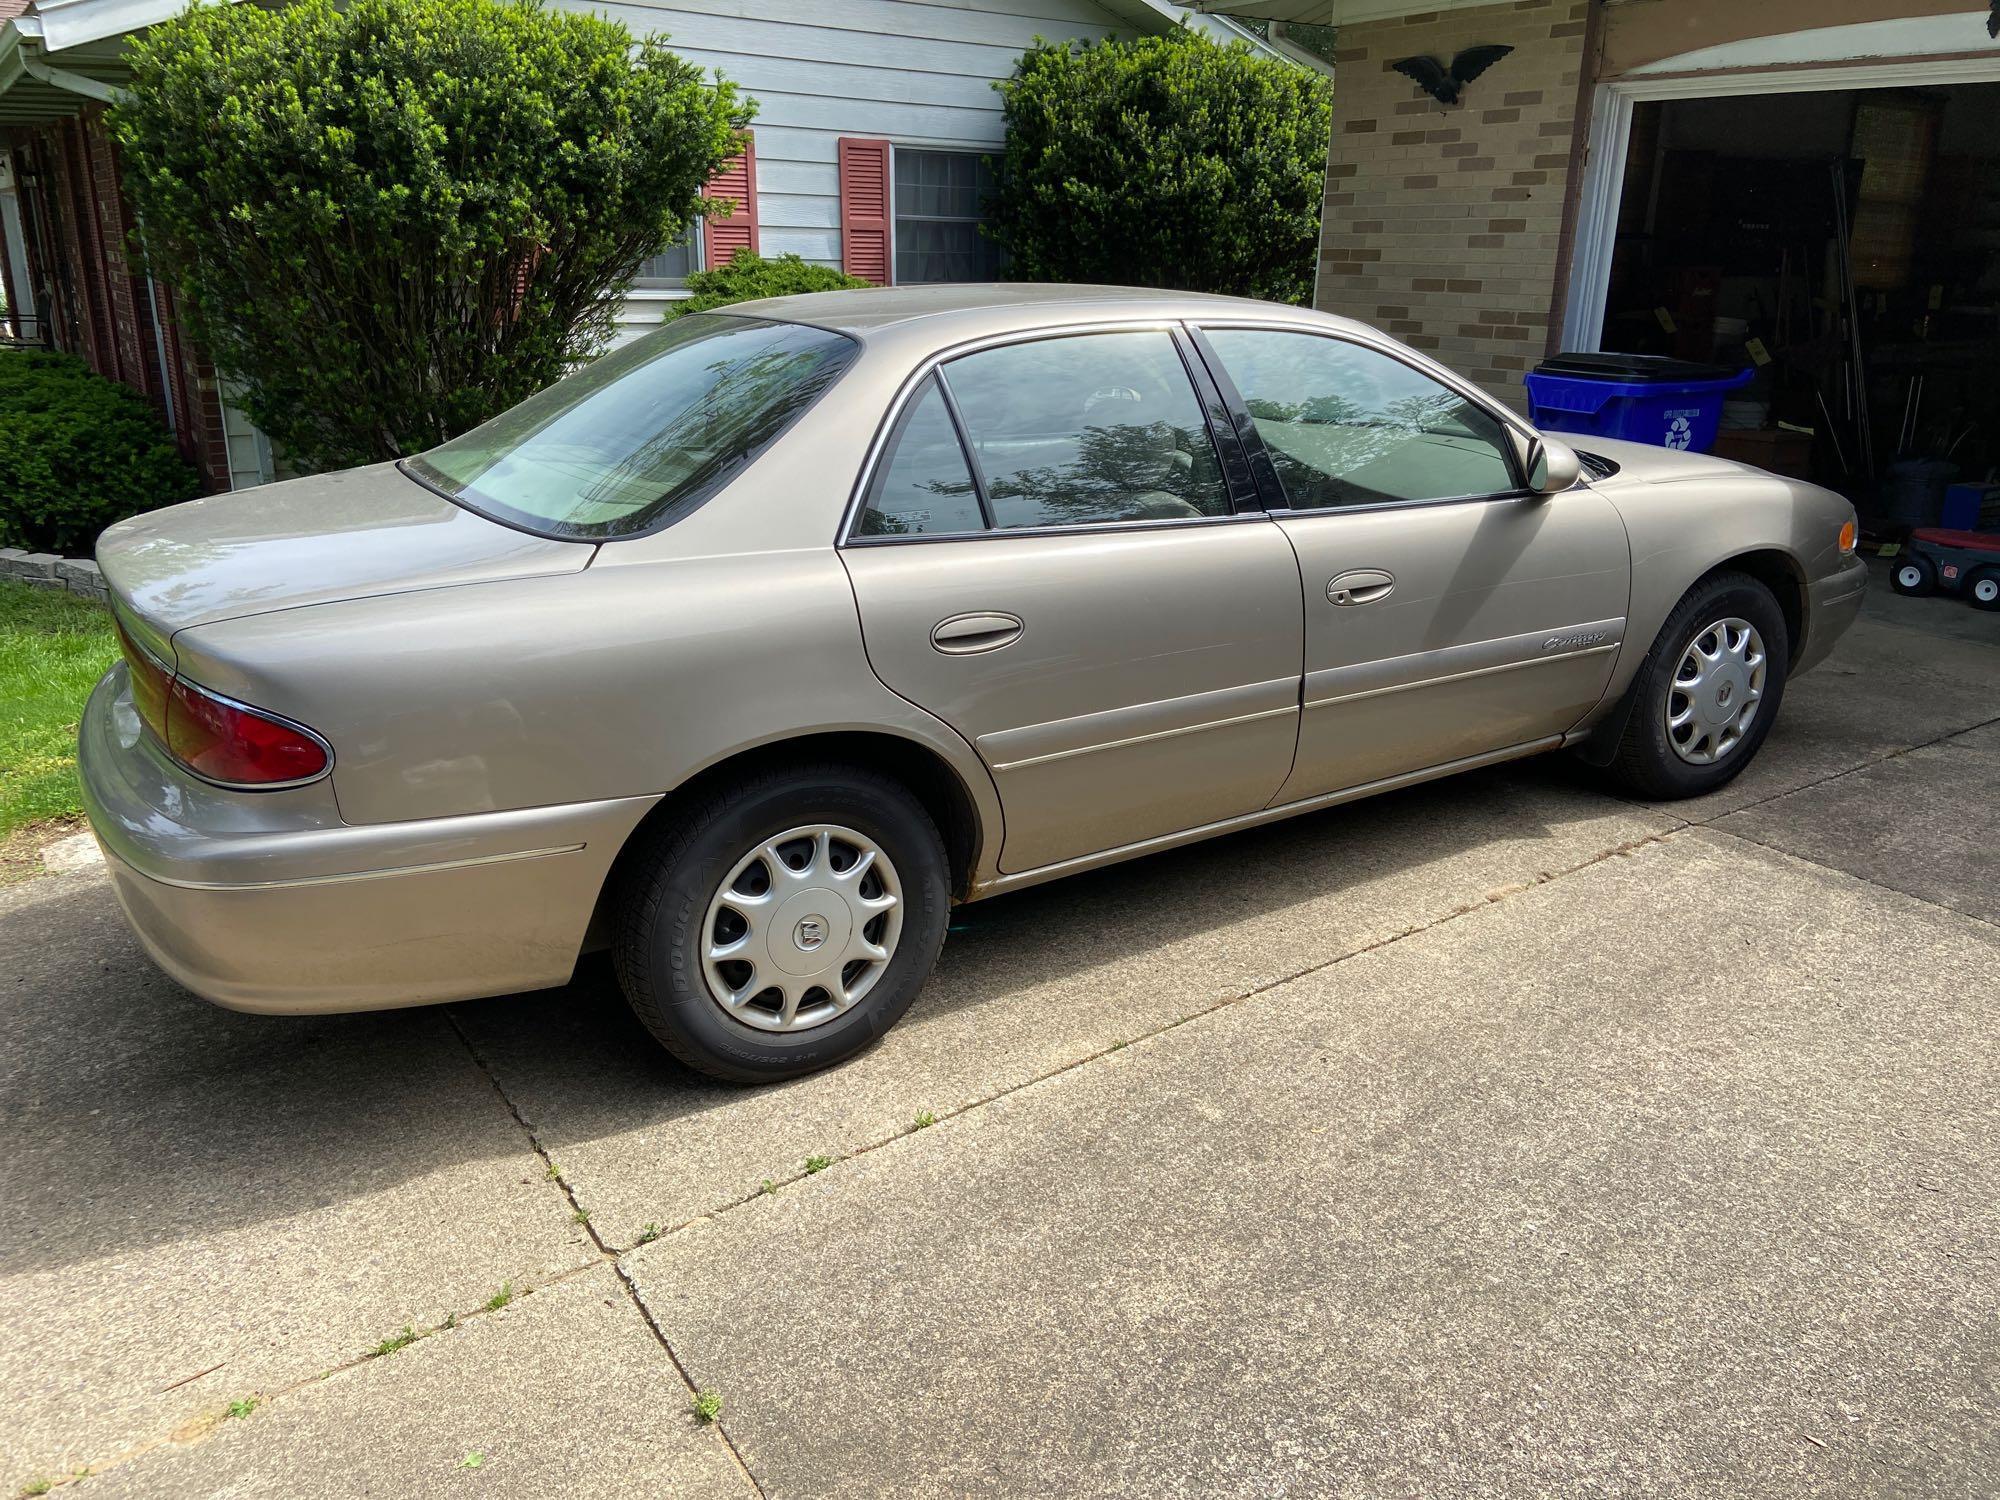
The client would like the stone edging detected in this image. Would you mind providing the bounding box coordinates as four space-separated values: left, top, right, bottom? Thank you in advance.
0 548 107 601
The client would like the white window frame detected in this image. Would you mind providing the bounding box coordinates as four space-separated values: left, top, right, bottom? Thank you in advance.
1561 20 2000 352
630 219 705 300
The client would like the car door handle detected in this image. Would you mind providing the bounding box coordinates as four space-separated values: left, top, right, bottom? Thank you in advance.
1327 570 1395 606
930 612 1024 655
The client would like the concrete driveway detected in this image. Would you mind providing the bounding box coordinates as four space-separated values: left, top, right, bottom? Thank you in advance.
4 562 1996 1498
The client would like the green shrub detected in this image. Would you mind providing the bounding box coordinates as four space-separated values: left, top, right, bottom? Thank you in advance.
0 349 200 554
989 32 1332 305
113 0 749 473
663 251 872 319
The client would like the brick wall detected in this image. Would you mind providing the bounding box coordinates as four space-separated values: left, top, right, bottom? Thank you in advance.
1314 0 1593 408
7 106 231 491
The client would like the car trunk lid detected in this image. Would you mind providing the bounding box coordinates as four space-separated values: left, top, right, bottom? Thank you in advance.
96 461 594 654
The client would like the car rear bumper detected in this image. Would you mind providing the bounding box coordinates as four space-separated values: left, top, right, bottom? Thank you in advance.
1798 554 1868 676
79 665 658 1014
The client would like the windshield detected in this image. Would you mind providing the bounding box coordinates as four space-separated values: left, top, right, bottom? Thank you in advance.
407 314 858 540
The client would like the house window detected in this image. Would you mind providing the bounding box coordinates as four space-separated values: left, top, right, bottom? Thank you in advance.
893 149 1002 285
635 224 701 289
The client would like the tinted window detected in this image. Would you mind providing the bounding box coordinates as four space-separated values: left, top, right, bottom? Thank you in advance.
943 331 1228 529
857 376 985 536
1204 329 1517 509
409 314 856 540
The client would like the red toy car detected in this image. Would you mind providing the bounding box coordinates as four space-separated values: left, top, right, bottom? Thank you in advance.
1891 528 2000 611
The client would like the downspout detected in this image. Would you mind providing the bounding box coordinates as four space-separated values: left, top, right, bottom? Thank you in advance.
17 50 123 105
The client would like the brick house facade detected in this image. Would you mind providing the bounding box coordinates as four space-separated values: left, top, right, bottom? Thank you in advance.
5 102 235 487
1318 0 1592 406
1261 0 1999 421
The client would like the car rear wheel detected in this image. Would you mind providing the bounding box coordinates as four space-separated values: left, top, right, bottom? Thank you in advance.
1890 556 1936 596
613 764 950 1083
1606 570 1789 800
1966 568 2000 612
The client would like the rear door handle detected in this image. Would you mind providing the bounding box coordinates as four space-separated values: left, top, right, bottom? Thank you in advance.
931 612 1024 655
1327 570 1395 606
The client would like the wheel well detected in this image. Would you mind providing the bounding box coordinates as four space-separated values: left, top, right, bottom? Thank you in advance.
584 733 986 951
1712 549 1807 666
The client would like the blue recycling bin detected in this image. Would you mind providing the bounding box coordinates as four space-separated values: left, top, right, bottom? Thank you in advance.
1525 353 1752 454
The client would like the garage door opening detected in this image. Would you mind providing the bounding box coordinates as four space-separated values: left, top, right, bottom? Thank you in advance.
1570 80 2000 539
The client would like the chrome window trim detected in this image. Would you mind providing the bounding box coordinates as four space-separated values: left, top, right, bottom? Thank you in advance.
843 510 1273 548
837 318 1247 547
1190 318 1544 517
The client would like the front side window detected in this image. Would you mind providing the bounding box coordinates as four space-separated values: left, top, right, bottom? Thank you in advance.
942 331 1229 529
894 149 1003 285
409 314 856 539
1203 329 1518 510
857 375 985 537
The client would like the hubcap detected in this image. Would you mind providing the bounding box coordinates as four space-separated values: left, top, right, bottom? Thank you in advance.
700 825 902 1033
1897 565 1924 589
1666 616 1767 766
1976 578 1999 603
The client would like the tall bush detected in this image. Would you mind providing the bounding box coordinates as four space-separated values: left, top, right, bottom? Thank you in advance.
989 32 1332 305
0 350 200 554
113 0 749 473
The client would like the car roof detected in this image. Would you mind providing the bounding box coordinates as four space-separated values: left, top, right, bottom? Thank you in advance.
717 282 1361 342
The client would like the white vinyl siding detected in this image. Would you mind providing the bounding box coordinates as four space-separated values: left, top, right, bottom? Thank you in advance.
577 0 1136 340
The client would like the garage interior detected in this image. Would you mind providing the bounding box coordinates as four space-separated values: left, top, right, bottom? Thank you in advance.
1595 82 2000 557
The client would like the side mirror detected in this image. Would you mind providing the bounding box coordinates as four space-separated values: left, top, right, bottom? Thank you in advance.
1526 434 1581 496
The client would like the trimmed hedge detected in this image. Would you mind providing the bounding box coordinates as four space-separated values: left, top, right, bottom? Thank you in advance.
989 32 1332 305
0 349 200 555
663 251 872 319
113 0 750 473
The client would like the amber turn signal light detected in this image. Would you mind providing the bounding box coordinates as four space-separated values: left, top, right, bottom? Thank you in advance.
1838 521 1857 555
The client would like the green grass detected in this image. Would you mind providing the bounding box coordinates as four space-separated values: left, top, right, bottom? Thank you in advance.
0 580 118 839
369 1325 420 1358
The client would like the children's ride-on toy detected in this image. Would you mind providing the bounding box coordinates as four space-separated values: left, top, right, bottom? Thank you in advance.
1890 529 2000 611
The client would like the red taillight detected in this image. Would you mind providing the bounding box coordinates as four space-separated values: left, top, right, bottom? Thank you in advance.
115 616 330 787
166 676 330 785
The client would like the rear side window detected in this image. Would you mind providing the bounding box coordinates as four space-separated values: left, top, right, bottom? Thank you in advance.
942 331 1229 529
1204 328 1517 509
857 376 985 536
408 314 857 540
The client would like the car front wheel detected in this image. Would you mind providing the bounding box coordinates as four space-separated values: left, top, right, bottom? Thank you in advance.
1606 570 1790 800
613 764 951 1083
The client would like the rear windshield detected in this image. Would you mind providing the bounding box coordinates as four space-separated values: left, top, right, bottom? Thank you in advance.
406 314 858 540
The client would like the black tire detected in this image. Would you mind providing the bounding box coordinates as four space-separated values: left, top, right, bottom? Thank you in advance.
1606 570 1790 800
613 763 950 1083
1890 556 1937 596
1966 568 2000 612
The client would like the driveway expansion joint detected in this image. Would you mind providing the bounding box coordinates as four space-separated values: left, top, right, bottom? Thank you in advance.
634 820 1691 1239
1631 711 2000 830
443 1009 770 1499
1702 823 2000 933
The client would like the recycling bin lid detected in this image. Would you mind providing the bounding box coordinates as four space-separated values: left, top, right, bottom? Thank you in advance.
1532 352 1743 384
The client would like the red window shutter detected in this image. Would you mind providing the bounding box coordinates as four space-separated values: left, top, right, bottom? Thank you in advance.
702 133 759 270
838 137 891 285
